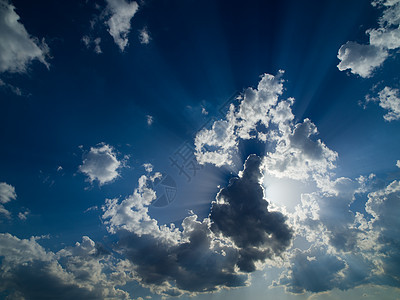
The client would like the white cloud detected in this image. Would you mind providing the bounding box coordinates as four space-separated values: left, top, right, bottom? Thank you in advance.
139 27 151 44
264 118 337 181
337 0 400 77
106 0 139 51
0 0 49 73
337 41 388 78
194 71 337 182
366 86 400 121
0 182 16 204
397 160 400 168
79 143 122 185
195 106 238 167
146 114 153 126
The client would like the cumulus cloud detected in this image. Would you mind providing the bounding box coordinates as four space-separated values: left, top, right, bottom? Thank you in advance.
337 0 400 77
264 118 337 181
139 27 151 44
337 41 388 78
366 86 400 121
102 156 293 296
79 143 123 185
0 0 49 73
105 0 139 51
194 72 337 183
0 234 131 299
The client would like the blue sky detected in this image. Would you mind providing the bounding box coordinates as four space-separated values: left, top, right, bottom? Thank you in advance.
1 0 400 299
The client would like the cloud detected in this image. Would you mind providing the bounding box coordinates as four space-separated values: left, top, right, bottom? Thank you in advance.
264 118 337 181
337 41 388 78
0 182 16 219
139 27 151 44
194 72 337 183
0 234 131 299
0 182 16 204
82 35 102 54
278 172 400 294
210 155 293 272
102 157 293 296
366 86 400 121
79 143 123 185
105 0 139 51
194 71 288 167
0 0 49 73
146 115 153 126
337 0 400 77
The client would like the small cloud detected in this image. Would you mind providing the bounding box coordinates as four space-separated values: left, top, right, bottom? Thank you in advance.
201 107 208 115
82 35 102 54
0 1 49 73
18 211 29 220
0 79 22 96
146 115 153 126
79 143 123 185
143 163 153 173
105 0 139 51
397 160 400 168
57 166 63 172
84 206 98 213
366 86 400 121
139 27 151 44
0 182 17 204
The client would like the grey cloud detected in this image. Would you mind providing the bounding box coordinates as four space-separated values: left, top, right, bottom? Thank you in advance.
102 156 293 296
279 247 346 294
210 154 293 272
116 217 247 296
0 234 131 299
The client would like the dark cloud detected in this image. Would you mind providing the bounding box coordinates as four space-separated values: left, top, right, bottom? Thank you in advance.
279 247 346 294
117 216 247 296
210 154 293 272
2 260 102 300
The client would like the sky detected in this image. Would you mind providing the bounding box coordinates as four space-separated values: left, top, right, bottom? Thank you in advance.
0 0 400 299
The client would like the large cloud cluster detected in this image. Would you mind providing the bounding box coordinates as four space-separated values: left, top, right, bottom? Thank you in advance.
102 157 293 296
0 234 132 299
276 171 400 294
194 71 337 184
